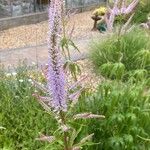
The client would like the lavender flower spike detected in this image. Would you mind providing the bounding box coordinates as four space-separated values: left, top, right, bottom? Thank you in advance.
47 0 67 112
105 0 139 31
125 0 139 14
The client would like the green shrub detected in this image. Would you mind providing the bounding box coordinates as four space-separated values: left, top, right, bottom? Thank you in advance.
90 28 150 80
75 80 150 150
0 67 57 150
1 64 150 150
0 66 97 150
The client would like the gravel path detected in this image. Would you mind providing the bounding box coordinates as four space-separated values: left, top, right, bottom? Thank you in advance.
0 10 105 88
0 10 100 50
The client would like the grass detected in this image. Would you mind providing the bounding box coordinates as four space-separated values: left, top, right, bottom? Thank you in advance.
90 28 150 81
0 66 57 150
132 0 150 23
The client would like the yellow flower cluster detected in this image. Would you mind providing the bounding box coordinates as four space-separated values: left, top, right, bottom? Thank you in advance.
93 7 107 16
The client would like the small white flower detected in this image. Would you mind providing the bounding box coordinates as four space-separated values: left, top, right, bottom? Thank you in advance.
19 79 24 83
15 96 19 98
12 72 17 76
28 79 32 82
57 119 62 124
34 89 38 93
6 73 11 77
32 62 36 65
28 79 34 84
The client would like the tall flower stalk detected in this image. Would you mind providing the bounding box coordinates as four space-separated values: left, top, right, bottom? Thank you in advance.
47 1 69 149
33 0 105 149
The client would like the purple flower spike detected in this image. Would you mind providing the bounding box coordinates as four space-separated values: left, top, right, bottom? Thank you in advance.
125 0 139 14
34 0 85 112
47 0 67 112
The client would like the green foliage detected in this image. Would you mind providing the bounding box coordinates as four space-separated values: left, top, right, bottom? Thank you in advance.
75 80 150 150
0 67 57 150
0 64 150 150
64 60 81 81
61 36 80 60
60 21 81 82
132 0 150 23
100 62 125 80
0 66 95 150
90 28 150 80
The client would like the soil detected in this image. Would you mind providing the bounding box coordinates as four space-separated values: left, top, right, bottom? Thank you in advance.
68 59 104 90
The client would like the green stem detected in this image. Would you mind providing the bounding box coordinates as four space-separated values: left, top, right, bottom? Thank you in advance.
59 111 69 150
61 5 71 60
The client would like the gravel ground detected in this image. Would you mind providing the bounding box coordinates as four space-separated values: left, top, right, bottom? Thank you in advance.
0 10 100 50
68 59 104 90
0 10 103 88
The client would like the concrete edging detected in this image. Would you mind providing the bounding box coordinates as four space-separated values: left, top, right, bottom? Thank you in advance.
0 11 48 30
0 2 106 31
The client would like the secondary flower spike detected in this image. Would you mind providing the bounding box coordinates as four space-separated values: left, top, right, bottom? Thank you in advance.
109 0 139 16
47 0 67 111
105 0 139 31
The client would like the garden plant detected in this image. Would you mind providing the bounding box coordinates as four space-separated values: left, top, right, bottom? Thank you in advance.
0 0 150 149
90 28 150 81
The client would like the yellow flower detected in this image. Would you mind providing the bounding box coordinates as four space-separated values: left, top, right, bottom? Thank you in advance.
93 7 107 16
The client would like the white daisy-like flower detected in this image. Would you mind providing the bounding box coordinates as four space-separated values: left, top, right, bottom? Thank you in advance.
28 79 34 84
19 79 24 83
34 89 38 93
28 79 32 82
12 72 17 76
6 73 11 77
32 62 36 65
15 96 19 98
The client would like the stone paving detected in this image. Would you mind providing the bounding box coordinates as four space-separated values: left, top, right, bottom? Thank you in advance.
0 37 98 69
